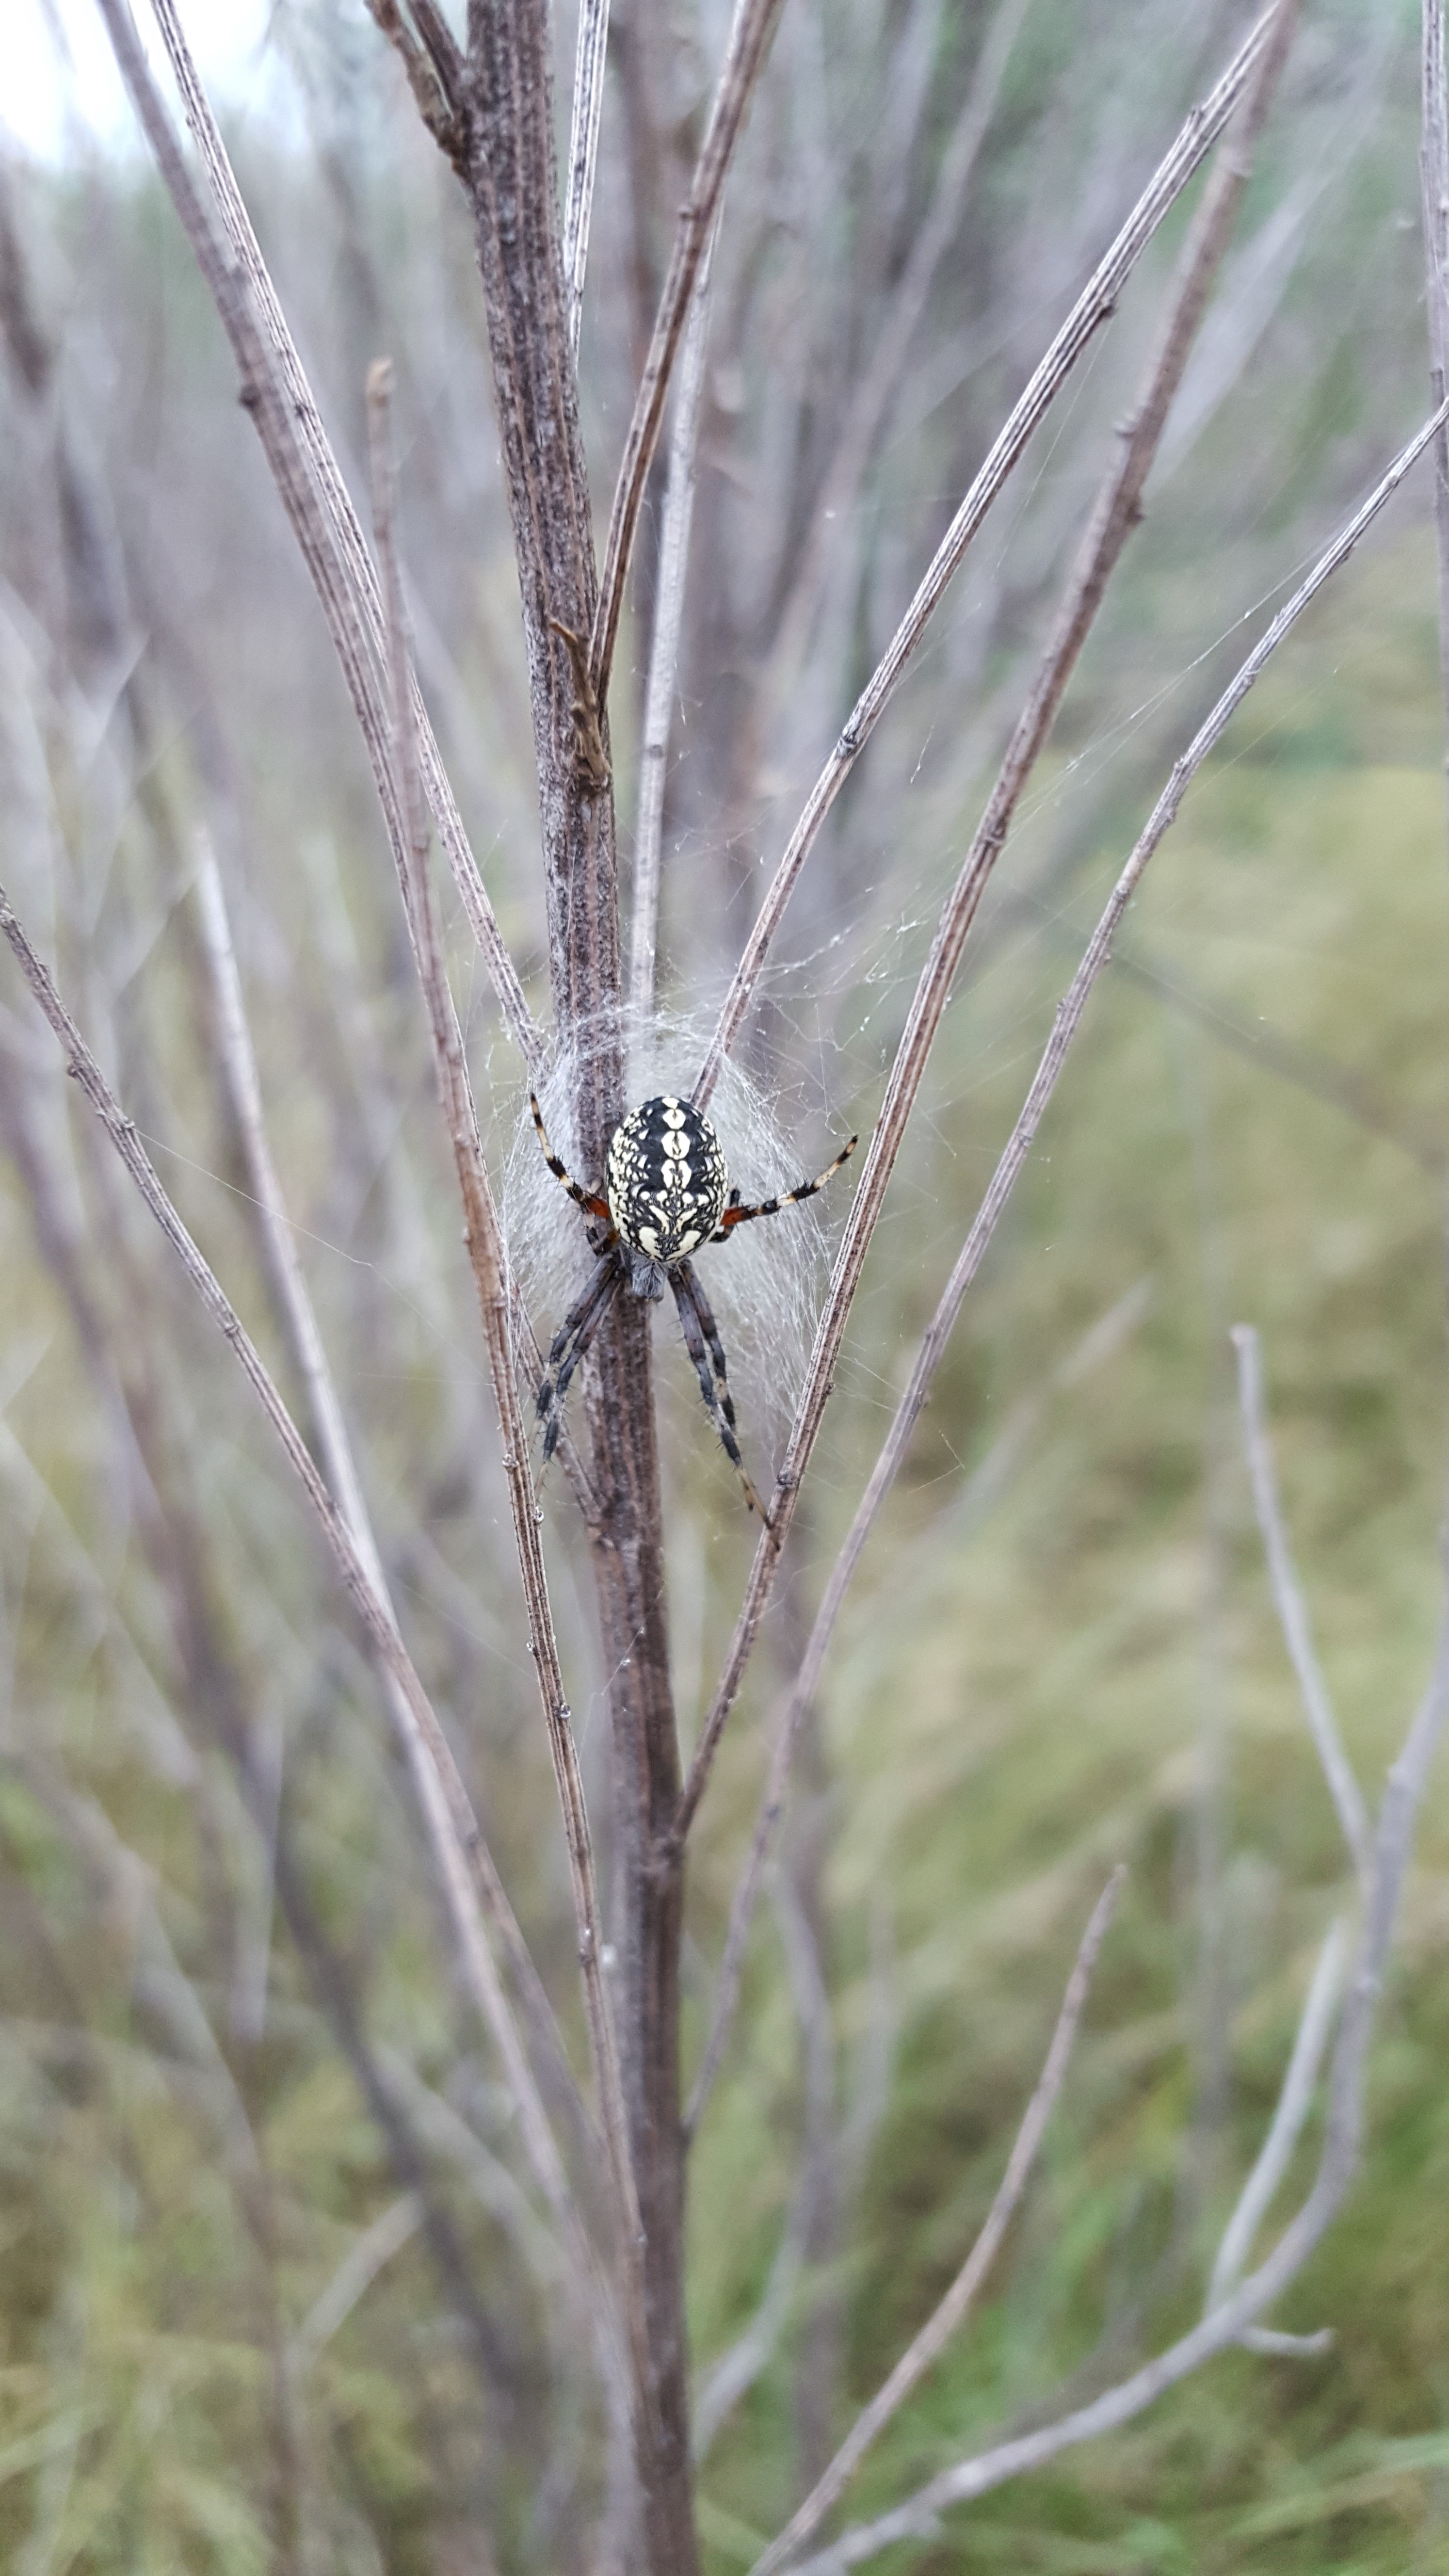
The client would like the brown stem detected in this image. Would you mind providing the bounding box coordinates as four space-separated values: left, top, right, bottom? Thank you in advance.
366 359 650 2441
459 3 699 2556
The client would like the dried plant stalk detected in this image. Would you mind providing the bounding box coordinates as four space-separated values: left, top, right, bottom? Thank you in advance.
687 397 1448 2113
117 0 542 1070
751 1869 1125 2576
366 359 650 2440
778 1599 1449 2573
590 0 788 704
680 0 1300 1841
628 223 717 1017
693 1 1281 1109
0 876 606 2354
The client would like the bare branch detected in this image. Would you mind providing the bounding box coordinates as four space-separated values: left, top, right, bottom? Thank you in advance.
193 828 386 1595
1423 0 1449 740
678 5 1302 1840
1206 1915 1348 2325
686 1289 1149 2138
590 0 788 706
779 1617 1449 2575
628 223 717 1018
291 2191 424 2378
750 1868 1125 2576
1230 1327 1372 1884
682 397 1448 1852
363 0 469 172
563 0 613 358
762 0 1034 703
691 1877 831 2463
0 875 605 2335
94 0 541 1073
193 820 598 2139
693 2 1283 1108
365 362 651 2430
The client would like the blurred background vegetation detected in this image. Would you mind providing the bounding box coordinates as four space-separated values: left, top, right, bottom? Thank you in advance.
3 0 1449 2567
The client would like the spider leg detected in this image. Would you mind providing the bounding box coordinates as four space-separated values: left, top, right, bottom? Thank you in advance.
671 1261 771 1524
711 1132 858 1238
537 1254 622 1464
530 1092 614 1233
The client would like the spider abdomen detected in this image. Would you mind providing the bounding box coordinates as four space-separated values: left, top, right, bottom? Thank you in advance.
606 1095 729 1293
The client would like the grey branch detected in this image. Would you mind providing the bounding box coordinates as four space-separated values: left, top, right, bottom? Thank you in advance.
96 0 541 1072
628 223 717 1019
591 0 787 705
1206 1914 1348 2335
693 1 1284 1109
1422 0 1449 742
677 2 1301 1841
1230 1327 1372 1884
563 0 613 357
0 874 608 2359
193 815 596 2160
778 1619 1449 2574
750 1869 1125 2576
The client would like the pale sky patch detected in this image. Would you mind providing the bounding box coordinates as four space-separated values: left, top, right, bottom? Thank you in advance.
3 0 281 163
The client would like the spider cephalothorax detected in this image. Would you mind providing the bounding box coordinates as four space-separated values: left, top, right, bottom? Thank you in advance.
529 1089 856 1521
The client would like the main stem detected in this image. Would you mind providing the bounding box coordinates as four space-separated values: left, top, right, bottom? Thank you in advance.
462 7 696 2562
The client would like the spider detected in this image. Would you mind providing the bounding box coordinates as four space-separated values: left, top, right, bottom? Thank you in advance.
529 1090 857 1523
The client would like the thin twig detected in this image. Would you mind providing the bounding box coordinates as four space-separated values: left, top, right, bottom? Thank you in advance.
682 397 1446 1858
686 1288 1149 2137
291 2192 424 2377
677 5 1303 1841
628 222 717 1018
365 362 652 2439
762 0 1033 702
563 0 613 358
779 1615 1449 2575
0 875 603 2331
364 1 469 171
1422 0 1449 748
1206 1914 1347 2335
750 1869 1125 2576
194 829 386 1594
97 0 541 1073
193 822 596 2136
1230 1327 1372 1884
693 1 1282 1109
591 0 788 706
691 1877 832 2463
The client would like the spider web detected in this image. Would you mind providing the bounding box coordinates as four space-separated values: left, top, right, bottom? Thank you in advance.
500 1002 842 1472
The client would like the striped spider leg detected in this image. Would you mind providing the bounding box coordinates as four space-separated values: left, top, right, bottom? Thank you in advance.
709 1132 858 1240
671 1259 771 1523
535 1251 624 1465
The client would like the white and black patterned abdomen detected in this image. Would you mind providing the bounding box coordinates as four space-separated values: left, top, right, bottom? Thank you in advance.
605 1095 729 1270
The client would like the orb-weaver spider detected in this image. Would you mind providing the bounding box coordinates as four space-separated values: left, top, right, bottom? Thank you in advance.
528 1091 857 1523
